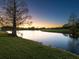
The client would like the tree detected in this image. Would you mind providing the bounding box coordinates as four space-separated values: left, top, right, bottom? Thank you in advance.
1 0 29 36
68 14 78 36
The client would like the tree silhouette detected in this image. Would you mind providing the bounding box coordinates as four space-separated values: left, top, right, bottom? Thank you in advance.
1 0 29 36
68 13 78 36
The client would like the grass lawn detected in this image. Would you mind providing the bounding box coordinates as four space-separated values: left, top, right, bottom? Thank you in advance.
0 32 78 59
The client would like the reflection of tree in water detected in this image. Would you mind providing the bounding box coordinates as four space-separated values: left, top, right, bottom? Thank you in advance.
62 33 79 39
63 33 79 54
69 34 79 39
68 37 79 55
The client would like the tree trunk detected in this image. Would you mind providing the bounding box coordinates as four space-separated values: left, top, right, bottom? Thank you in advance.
12 0 17 36
12 16 17 36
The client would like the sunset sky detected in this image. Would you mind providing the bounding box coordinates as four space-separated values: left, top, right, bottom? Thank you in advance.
26 0 79 28
1 0 79 28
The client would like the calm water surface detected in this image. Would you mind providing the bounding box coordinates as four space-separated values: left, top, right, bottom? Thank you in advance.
7 30 79 55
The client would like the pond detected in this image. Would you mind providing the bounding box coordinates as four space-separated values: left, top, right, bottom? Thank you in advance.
7 30 79 55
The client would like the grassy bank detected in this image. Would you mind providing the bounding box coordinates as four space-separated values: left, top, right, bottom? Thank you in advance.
42 29 69 33
0 32 78 59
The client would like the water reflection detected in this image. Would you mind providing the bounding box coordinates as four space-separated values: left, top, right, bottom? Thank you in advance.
7 30 79 55
68 38 79 54
62 33 79 54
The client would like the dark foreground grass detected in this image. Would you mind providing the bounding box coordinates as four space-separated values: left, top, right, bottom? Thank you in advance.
0 32 79 59
0 37 79 59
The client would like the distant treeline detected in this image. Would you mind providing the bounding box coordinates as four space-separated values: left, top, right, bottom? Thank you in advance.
2 25 79 31
1 26 46 30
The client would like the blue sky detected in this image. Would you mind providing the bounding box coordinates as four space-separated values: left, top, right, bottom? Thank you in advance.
0 0 79 27
26 0 79 27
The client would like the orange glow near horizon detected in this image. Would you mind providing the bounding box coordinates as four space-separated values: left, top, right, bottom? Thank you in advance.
19 19 63 28
31 21 62 28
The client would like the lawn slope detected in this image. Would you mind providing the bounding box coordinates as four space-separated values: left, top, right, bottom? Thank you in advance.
0 32 78 59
